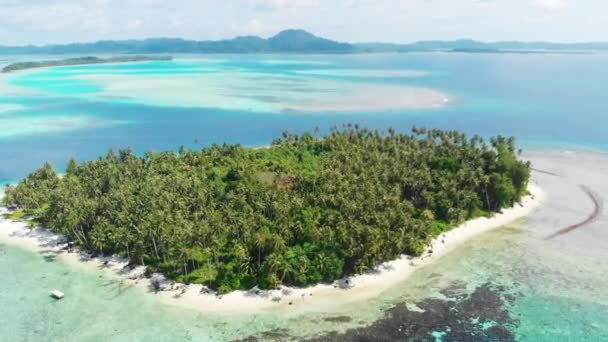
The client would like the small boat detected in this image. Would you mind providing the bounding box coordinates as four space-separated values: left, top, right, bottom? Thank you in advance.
51 290 65 300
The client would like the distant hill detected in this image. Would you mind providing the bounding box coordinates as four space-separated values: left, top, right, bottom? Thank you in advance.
267 29 352 52
0 30 353 54
1 30 607 54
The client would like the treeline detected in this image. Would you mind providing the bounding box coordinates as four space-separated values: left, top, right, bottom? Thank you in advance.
2 126 530 293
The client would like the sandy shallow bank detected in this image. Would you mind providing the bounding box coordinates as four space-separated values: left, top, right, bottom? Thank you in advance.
75 72 450 113
0 184 544 315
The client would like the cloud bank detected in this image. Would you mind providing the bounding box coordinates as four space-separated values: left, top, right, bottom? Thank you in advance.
0 0 605 45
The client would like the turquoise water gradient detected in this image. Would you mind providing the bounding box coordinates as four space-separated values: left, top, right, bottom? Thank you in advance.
1 53 608 184
1 54 608 341
0 245 271 341
0 246 187 341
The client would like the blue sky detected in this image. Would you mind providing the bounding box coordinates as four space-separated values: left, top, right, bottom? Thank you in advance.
0 0 605 45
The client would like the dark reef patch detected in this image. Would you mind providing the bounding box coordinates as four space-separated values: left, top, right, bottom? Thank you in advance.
309 283 519 342
237 282 521 342
323 316 353 323
237 328 292 342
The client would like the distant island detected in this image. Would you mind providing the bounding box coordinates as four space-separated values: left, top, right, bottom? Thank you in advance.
1 55 173 73
2 126 530 294
0 29 607 55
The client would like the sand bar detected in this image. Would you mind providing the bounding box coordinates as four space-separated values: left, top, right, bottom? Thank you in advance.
72 71 450 113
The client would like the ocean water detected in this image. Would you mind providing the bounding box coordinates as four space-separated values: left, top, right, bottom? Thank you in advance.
0 53 607 341
1 53 608 183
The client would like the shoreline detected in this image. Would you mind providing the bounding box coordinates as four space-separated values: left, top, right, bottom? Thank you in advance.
0 184 544 315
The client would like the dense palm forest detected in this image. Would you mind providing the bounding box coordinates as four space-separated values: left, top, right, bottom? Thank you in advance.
2 126 530 293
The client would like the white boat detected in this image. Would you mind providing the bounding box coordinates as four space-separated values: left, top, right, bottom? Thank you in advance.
51 290 65 299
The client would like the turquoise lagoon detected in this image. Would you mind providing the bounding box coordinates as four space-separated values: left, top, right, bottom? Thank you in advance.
1 53 608 184
0 53 607 341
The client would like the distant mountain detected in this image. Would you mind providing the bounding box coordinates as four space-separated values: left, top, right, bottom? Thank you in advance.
0 30 353 54
267 29 352 52
1 30 607 55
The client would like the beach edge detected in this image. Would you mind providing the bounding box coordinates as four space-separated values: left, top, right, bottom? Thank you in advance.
0 183 545 315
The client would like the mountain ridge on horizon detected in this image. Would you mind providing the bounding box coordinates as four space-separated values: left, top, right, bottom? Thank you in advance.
2 29 608 54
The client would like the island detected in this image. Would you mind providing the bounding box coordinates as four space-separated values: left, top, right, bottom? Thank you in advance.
1 55 173 73
2 126 531 295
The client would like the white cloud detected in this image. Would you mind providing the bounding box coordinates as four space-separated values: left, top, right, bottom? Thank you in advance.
533 0 568 11
126 19 143 30
0 0 606 45
253 0 320 11
244 18 266 35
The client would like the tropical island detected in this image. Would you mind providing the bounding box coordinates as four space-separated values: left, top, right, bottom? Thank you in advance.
1 55 173 73
2 126 531 295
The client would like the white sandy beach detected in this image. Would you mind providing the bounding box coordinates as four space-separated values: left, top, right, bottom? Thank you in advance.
0 183 544 315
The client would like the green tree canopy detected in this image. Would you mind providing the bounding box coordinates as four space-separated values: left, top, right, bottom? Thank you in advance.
2 126 530 293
